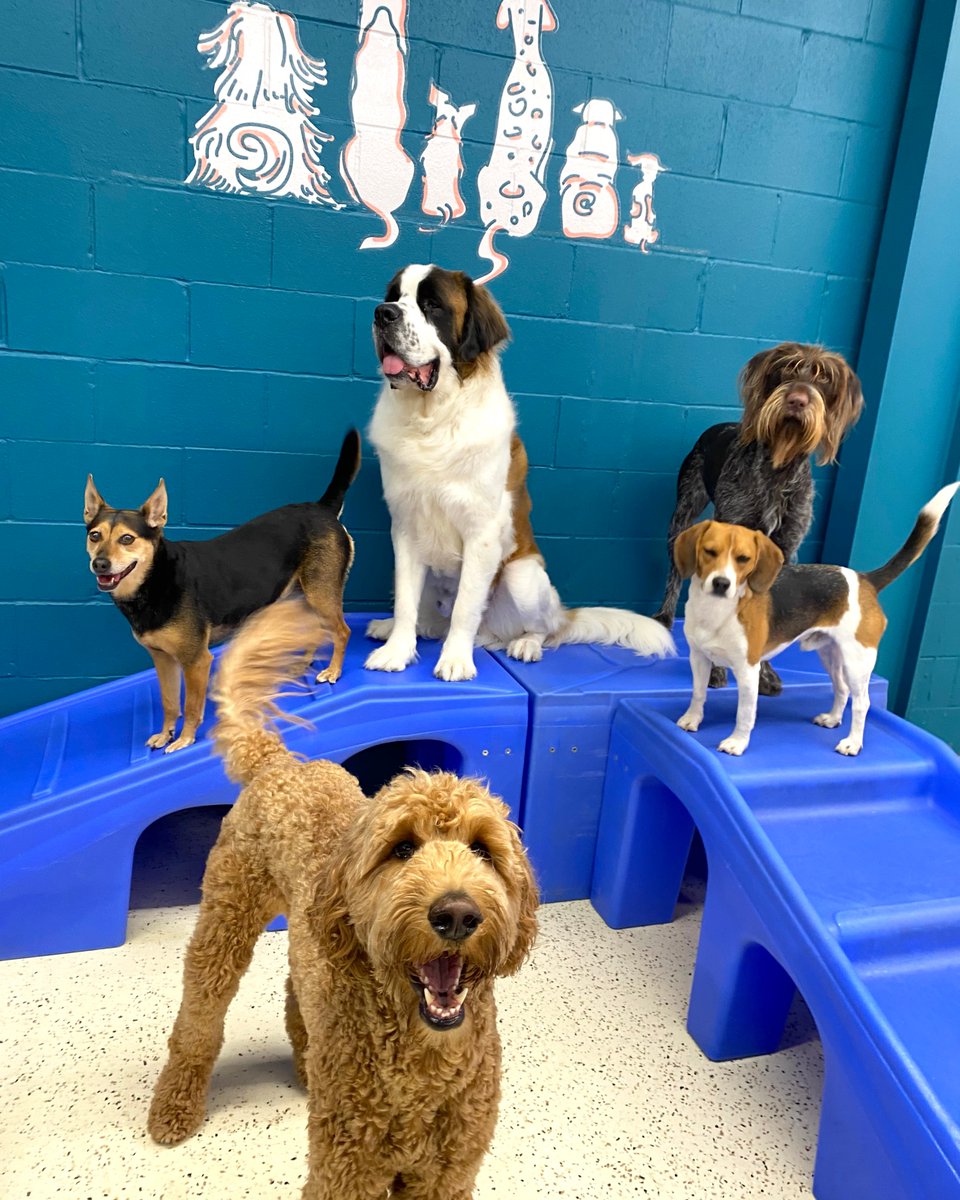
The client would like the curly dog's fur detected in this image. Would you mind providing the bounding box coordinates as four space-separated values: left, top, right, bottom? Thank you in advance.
147 597 539 1199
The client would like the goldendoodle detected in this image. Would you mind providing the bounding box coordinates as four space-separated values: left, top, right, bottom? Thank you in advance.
147 597 539 1199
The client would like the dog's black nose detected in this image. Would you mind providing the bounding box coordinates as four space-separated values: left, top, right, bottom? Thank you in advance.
92 556 111 573
429 892 483 941
375 302 403 326
712 577 731 595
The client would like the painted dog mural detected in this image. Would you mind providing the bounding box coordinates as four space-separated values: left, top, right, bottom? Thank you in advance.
624 152 668 253
420 84 477 228
559 99 623 240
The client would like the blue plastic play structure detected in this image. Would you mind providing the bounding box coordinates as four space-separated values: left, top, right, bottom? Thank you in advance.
591 690 960 1200
2 617 959 1197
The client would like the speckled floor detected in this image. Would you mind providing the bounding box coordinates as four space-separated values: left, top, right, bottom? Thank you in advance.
1 878 822 1199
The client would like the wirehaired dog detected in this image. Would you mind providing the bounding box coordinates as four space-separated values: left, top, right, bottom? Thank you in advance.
674 483 958 757
147 597 539 1199
84 430 359 753
655 342 864 693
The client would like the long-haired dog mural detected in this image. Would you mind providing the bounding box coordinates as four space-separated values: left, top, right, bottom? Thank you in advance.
420 84 477 229
475 0 558 285
559 99 623 240
187 0 342 207
340 0 415 249
624 152 667 253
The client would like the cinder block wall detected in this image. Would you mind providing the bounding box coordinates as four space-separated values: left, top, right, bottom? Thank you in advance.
0 0 920 713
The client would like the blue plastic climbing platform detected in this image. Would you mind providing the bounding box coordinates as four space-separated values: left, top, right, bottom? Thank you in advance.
0 615 528 961
591 690 960 1200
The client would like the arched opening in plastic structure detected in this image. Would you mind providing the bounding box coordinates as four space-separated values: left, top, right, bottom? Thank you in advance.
342 738 464 796
130 804 231 910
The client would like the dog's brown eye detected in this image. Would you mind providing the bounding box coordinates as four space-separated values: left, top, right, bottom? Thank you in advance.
703 548 717 557
119 534 135 546
735 555 751 564
391 840 417 860
88 530 101 542
470 841 491 861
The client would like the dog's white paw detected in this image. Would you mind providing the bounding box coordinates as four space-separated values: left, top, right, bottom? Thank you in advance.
365 639 416 673
677 710 702 733
718 734 748 756
813 712 842 728
366 617 394 642
506 635 543 663
835 736 862 756
315 666 340 685
146 728 176 750
164 732 196 754
434 650 477 682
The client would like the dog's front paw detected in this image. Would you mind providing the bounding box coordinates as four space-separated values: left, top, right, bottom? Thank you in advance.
506 635 543 663
147 1066 209 1146
365 638 416 673
677 709 702 732
718 734 749 756
835 736 862 756
365 617 394 642
146 728 176 750
315 665 341 685
164 732 196 754
813 712 842 729
434 649 477 682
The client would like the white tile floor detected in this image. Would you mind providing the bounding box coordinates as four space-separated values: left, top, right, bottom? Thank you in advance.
1 873 823 1199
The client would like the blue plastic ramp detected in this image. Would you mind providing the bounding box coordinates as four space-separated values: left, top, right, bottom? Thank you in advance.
591 689 960 1200
0 615 528 961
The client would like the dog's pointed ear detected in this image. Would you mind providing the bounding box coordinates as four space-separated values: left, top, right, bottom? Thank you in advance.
673 521 710 580
458 278 510 367
84 475 105 525
141 479 168 529
499 822 540 977
749 530 784 594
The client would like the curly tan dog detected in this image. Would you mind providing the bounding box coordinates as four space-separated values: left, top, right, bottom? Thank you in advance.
147 597 539 1199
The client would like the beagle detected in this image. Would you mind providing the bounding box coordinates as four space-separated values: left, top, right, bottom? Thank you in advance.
674 482 959 757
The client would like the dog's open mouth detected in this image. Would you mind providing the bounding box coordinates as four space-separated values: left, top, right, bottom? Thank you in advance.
380 350 440 392
411 953 469 1030
95 562 137 592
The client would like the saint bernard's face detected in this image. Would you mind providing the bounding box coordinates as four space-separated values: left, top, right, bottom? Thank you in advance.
373 264 510 392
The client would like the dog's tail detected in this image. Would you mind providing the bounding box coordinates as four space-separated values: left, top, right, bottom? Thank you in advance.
318 429 362 515
211 598 332 785
863 482 960 592
548 606 676 658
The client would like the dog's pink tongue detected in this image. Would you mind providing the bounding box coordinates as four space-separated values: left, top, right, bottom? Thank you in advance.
381 353 405 376
421 954 462 999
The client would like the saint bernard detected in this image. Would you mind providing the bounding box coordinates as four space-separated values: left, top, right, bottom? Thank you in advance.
364 264 676 682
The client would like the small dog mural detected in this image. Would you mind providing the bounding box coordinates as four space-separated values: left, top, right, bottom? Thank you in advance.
559 99 623 240
340 0 415 249
623 152 667 252
475 0 558 284
420 83 477 228
187 1 342 208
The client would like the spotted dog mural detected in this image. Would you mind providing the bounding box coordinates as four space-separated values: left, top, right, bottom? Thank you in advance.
420 84 477 228
559 99 623 240
187 1 341 207
340 0 415 249
187 0 668 273
624 153 667 253
475 0 558 284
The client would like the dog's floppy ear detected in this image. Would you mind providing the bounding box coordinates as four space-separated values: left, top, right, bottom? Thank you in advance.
817 356 865 465
499 822 540 977
141 479 168 529
749 530 784 594
459 278 510 365
84 475 106 525
311 847 366 979
673 521 711 580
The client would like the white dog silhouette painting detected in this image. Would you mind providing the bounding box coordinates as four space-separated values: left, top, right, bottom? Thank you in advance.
340 0 415 249
420 84 477 228
187 1 342 207
559 99 623 240
475 0 558 284
624 152 667 253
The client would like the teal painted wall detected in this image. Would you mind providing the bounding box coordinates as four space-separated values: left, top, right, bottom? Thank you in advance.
0 0 921 715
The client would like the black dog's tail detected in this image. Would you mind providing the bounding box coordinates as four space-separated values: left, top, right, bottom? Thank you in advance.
863 482 959 592
319 429 362 515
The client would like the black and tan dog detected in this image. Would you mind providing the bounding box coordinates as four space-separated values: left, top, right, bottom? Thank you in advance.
83 430 360 753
